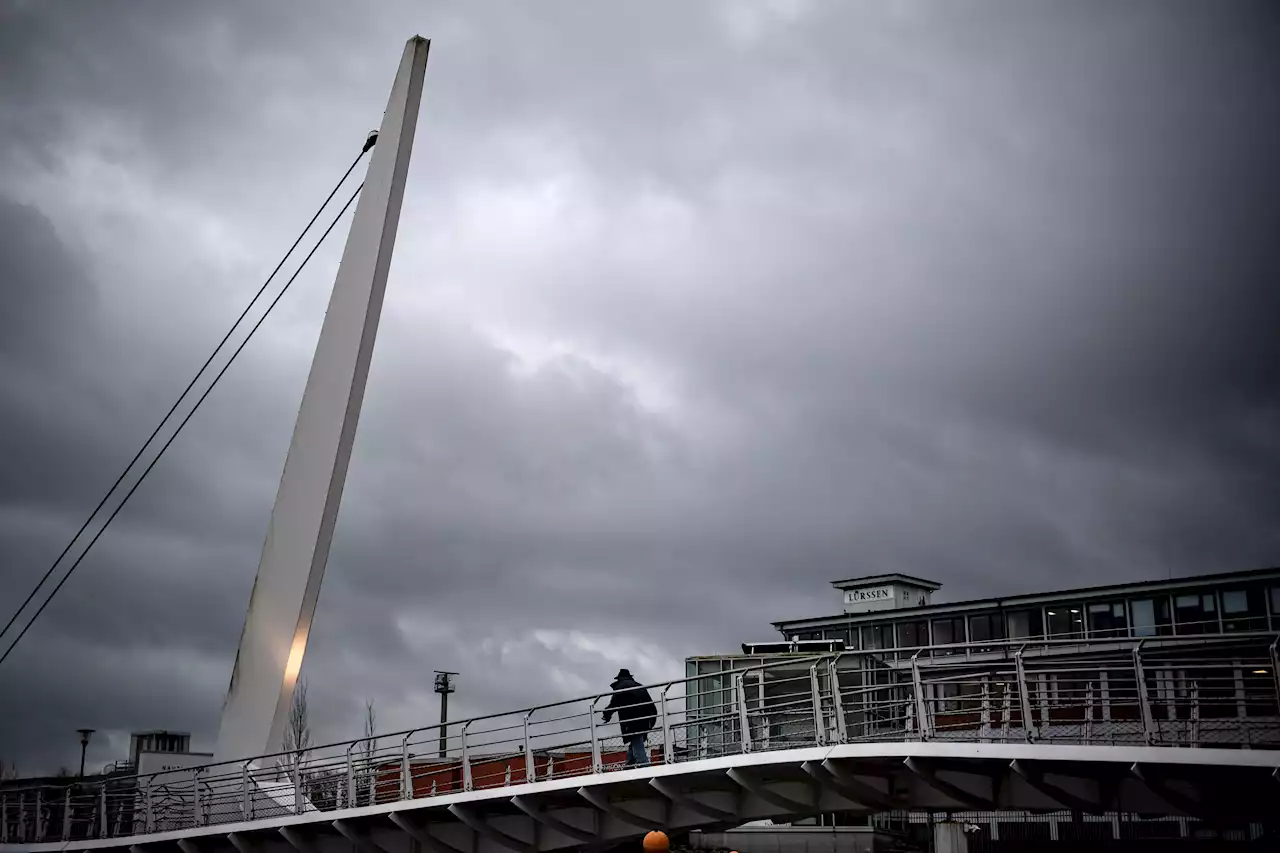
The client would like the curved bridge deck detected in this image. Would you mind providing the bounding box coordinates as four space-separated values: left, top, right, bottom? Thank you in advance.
3 634 1278 851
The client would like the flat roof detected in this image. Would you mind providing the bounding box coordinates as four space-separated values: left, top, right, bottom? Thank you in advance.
774 565 1280 631
830 573 942 591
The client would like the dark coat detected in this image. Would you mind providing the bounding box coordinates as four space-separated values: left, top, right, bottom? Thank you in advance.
602 675 657 737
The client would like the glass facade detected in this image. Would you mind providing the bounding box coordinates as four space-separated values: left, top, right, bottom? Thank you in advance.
1130 596 1172 637
1006 608 1043 640
931 616 965 649
1087 601 1127 637
1173 592 1217 634
1045 605 1083 639
776 571 1280 656
897 620 928 650
967 612 1004 652
1221 587 1267 632
861 624 892 651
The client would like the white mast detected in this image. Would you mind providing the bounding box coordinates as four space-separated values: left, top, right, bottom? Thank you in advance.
214 36 430 765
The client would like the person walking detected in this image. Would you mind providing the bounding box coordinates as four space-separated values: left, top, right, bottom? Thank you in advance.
602 668 657 766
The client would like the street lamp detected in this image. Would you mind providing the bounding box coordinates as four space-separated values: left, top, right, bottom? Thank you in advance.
76 729 95 778
433 671 458 759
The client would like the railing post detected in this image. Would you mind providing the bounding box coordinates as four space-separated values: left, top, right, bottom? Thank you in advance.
661 686 675 764
1084 682 1094 744
1133 641 1157 744
828 660 848 743
809 664 826 746
241 761 252 820
1190 682 1201 745
460 722 473 791
342 743 356 808
910 650 931 741
1269 637 1280 711
34 789 44 841
1000 683 1011 742
523 712 536 781
401 733 414 801
99 784 107 837
1014 645 1037 742
143 775 153 834
61 788 71 841
589 697 602 772
979 678 992 742
734 672 752 754
193 768 205 827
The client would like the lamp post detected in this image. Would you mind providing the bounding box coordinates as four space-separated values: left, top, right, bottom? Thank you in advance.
76 729 95 779
433 671 458 758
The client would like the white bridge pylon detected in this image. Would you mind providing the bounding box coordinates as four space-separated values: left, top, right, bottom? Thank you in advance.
5 743 1280 853
215 35 430 767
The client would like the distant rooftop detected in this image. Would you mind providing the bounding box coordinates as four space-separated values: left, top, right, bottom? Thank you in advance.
776 565 1280 631
830 574 942 591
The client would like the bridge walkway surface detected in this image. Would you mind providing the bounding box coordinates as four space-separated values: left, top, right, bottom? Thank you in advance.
3 634 1278 852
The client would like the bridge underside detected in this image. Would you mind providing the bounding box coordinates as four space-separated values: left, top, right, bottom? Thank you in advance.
8 743 1277 853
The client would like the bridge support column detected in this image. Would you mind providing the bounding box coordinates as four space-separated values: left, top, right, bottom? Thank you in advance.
932 821 969 853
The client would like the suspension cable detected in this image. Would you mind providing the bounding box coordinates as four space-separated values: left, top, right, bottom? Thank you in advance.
0 171 367 668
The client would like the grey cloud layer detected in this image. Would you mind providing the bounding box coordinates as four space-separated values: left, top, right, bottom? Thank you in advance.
2 0 1278 773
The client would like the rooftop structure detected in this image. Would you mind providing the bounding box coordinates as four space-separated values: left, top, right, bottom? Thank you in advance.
828 574 941 615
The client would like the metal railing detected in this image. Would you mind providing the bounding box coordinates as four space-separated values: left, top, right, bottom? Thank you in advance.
2 634 1278 844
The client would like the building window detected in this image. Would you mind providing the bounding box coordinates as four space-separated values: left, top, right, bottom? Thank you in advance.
931 616 966 652
1087 602 1127 638
1006 609 1044 640
1173 593 1217 635
861 624 892 651
897 621 928 650
824 628 852 647
795 631 822 641
1220 588 1267 632
968 612 1005 652
1130 597 1172 637
1046 605 1083 639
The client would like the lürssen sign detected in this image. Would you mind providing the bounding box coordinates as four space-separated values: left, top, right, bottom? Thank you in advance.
844 587 893 603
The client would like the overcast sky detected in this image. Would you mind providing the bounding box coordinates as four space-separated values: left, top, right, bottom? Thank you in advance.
2 0 1278 775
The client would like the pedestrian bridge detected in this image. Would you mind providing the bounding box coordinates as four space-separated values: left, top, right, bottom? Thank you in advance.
4 634 1278 852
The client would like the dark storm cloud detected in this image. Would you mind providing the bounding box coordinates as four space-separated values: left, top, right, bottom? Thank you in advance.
2 0 1279 774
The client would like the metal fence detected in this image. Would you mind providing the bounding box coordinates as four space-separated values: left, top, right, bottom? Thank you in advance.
3 634 1278 844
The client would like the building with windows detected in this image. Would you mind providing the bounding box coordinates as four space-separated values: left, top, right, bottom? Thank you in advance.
773 567 1280 652
681 568 1280 843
